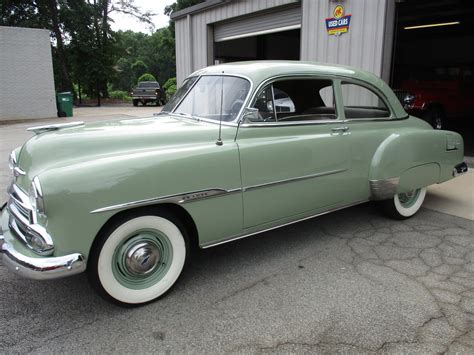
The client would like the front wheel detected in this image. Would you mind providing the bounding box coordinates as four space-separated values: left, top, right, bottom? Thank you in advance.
87 213 188 306
382 187 427 220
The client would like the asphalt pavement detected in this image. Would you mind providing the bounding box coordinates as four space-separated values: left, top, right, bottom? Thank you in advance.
0 106 473 353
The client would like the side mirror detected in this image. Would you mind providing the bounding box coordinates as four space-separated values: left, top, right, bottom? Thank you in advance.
240 107 259 123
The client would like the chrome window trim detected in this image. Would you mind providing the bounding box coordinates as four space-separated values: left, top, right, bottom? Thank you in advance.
168 73 254 126
161 76 199 113
339 78 396 120
201 200 368 248
245 74 341 126
240 119 344 128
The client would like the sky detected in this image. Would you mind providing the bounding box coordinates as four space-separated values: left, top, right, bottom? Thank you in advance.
110 0 176 34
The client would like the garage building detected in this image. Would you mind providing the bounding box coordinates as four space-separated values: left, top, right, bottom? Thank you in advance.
171 0 474 153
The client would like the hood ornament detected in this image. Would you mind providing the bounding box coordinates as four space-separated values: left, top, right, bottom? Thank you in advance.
27 121 85 135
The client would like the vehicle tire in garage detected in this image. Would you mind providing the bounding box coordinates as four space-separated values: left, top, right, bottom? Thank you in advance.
423 106 445 130
87 210 189 306
382 187 427 220
132 99 139 107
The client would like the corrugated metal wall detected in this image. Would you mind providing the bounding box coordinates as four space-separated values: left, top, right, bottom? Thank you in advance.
214 6 301 42
175 0 299 84
175 0 392 86
301 0 389 79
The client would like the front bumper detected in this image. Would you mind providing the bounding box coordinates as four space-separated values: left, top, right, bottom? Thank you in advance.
0 204 86 280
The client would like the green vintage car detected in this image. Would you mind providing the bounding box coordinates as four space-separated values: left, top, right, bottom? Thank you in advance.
0 61 467 306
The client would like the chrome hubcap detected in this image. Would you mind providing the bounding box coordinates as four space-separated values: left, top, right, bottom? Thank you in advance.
124 241 160 276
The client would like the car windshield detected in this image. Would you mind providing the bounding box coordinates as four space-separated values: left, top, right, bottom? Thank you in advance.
162 77 198 113
173 75 251 122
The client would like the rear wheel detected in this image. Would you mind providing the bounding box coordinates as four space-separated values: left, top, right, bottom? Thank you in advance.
88 212 188 306
132 99 138 107
383 187 427 219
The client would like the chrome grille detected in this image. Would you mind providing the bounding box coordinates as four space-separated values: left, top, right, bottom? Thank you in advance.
6 183 54 255
7 184 32 222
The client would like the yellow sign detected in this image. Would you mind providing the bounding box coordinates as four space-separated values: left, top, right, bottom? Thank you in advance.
333 5 344 19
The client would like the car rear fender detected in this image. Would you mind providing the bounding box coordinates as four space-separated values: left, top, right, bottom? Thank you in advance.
368 129 461 199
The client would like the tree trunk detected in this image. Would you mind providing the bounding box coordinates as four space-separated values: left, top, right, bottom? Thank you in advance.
44 0 73 92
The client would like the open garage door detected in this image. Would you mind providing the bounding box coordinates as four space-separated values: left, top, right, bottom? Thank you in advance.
214 5 301 63
392 0 474 154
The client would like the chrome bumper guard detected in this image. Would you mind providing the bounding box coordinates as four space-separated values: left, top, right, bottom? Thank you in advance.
0 204 86 280
453 162 468 177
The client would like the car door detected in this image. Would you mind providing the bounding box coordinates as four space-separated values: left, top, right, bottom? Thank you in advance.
236 77 351 229
339 80 403 202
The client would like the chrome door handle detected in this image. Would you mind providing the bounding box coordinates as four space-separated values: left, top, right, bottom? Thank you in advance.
331 126 349 133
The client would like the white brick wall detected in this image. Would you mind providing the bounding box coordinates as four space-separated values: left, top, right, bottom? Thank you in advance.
0 26 57 121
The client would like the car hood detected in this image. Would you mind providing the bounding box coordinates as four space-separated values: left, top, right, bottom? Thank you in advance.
17 114 227 183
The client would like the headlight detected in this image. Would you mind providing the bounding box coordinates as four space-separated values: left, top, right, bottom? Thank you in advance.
29 234 49 253
29 176 46 215
8 150 17 171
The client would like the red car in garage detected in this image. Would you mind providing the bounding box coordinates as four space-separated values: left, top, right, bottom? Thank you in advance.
395 66 474 129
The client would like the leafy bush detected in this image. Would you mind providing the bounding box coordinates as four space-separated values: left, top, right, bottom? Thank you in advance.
137 73 157 83
163 77 177 98
109 90 132 102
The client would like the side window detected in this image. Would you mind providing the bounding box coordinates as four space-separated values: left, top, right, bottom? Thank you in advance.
341 82 390 119
250 78 337 122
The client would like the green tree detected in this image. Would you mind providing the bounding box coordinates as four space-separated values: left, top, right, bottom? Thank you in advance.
137 73 156 82
164 0 204 35
132 59 148 79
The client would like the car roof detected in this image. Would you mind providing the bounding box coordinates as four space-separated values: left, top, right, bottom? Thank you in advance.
191 60 407 119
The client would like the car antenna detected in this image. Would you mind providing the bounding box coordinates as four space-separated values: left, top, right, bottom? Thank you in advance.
216 72 224 146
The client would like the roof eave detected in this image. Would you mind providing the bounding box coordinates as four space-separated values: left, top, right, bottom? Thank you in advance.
170 0 230 21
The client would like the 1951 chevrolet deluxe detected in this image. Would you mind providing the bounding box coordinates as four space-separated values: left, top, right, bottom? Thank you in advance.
0 61 467 306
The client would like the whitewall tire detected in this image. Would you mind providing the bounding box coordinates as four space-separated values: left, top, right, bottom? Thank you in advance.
88 213 188 306
383 187 427 219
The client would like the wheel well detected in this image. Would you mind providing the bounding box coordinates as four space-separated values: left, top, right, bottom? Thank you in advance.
91 203 200 257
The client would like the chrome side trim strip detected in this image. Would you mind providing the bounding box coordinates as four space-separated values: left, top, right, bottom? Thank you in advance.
91 169 348 214
90 188 241 214
369 177 400 200
201 200 368 249
91 169 347 214
243 168 347 191
27 121 85 135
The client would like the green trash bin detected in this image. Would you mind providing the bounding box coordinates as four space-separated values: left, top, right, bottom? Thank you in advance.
56 92 73 117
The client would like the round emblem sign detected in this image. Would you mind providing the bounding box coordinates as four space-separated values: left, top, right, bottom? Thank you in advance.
333 5 344 19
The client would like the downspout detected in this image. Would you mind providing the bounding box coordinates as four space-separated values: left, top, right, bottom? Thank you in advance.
187 14 194 75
